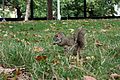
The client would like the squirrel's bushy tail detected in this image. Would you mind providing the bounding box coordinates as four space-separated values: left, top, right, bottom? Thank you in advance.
74 28 85 49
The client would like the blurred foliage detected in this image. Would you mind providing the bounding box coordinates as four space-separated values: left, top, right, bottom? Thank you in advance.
33 0 47 17
57 0 84 17
0 0 25 18
0 0 120 18
86 0 120 17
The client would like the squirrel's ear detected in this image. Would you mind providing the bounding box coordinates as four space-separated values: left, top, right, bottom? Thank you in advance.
57 32 65 38
55 32 65 38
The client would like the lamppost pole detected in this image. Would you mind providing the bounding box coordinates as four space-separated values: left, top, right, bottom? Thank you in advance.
57 0 61 20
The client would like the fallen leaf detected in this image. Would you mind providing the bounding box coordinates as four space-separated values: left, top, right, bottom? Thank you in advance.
33 40 39 43
95 40 102 47
86 56 95 60
15 68 23 76
0 66 4 74
68 29 74 33
15 38 21 42
33 46 44 52
52 59 60 65
110 73 120 79
83 20 89 22
100 29 108 33
25 41 31 45
104 24 112 29
17 72 32 80
33 34 41 38
0 41 2 44
83 76 96 80
35 56 47 61
0 66 31 80
62 21 66 24
7 77 16 80
0 66 15 74
66 77 70 80
3 34 8 37
44 29 49 32
9 26 13 28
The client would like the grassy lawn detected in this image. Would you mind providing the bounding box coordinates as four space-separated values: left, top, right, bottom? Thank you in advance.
0 19 120 80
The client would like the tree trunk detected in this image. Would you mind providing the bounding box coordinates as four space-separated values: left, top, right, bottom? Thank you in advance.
30 0 33 19
84 0 87 18
47 0 53 20
16 6 22 19
2 0 5 17
24 0 31 21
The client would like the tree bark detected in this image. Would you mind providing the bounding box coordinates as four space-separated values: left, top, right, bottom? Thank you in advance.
47 0 53 20
2 0 5 17
16 6 22 19
84 0 86 18
30 0 33 19
24 0 31 21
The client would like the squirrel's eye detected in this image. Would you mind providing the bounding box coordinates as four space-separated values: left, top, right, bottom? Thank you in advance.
55 35 58 37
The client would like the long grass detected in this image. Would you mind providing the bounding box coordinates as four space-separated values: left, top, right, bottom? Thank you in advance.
0 19 120 80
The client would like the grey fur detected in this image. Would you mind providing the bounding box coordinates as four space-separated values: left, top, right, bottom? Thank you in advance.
53 28 85 56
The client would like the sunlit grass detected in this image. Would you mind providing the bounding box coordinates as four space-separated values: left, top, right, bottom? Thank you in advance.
0 19 120 79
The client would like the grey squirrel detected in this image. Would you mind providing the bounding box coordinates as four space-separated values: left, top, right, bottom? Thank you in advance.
53 28 85 56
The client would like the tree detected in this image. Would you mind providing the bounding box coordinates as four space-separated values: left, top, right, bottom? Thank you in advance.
0 0 25 18
86 0 120 17
1 0 120 19
33 0 47 17
24 0 31 21
62 0 84 17
47 0 53 20
61 0 120 17
9 0 22 18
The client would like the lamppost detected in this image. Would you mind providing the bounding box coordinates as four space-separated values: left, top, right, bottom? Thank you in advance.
2 0 6 21
57 0 61 20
